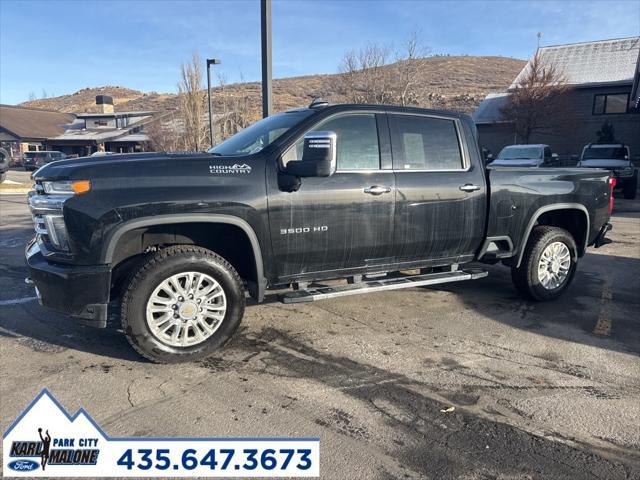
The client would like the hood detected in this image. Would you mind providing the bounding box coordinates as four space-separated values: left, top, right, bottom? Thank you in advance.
578 159 631 169
491 158 542 167
32 152 222 182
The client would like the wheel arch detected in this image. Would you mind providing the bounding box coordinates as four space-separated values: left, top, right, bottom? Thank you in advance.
515 203 590 268
103 214 266 301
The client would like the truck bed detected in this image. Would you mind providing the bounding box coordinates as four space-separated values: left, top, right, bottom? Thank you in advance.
485 166 611 263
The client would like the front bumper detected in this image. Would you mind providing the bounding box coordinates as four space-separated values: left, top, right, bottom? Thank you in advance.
25 240 111 327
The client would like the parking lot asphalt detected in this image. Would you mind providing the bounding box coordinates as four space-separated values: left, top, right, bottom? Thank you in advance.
1 180 639 479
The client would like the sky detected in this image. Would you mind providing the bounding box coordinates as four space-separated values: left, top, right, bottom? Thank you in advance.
1 0 639 105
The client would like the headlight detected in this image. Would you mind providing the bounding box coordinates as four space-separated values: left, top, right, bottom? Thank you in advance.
42 180 91 195
43 214 70 250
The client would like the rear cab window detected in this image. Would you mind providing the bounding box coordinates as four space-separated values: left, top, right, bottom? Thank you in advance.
388 114 464 171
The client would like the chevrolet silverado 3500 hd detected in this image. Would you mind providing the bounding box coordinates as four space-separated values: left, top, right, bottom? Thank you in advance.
26 103 614 362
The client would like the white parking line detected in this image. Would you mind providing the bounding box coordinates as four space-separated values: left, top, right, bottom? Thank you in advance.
0 296 38 306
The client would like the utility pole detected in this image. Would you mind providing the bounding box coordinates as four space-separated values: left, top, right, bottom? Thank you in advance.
261 0 272 118
207 58 221 148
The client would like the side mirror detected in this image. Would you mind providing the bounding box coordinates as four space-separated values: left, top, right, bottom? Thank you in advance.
485 153 494 164
285 131 337 177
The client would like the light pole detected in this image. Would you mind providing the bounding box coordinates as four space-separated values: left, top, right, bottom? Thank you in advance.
260 0 272 118
207 58 221 148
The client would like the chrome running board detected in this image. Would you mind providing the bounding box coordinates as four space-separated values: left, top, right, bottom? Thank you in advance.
279 268 488 304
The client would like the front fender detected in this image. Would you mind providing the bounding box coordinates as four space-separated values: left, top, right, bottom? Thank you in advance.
101 213 266 302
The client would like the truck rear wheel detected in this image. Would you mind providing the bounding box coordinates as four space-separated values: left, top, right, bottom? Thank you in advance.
511 226 577 301
120 245 245 363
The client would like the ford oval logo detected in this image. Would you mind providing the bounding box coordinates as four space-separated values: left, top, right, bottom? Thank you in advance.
8 459 39 471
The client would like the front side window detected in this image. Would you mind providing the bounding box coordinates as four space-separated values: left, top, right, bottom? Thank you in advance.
593 93 629 115
391 115 463 170
282 113 380 170
209 110 313 156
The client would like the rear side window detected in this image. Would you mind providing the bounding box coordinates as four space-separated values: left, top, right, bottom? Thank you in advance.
390 115 463 170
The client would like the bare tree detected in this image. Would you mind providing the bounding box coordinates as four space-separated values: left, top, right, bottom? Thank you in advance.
177 53 208 151
215 71 254 141
394 30 429 106
333 31 428 106
336 43 392 103
216 71 230 140
146 111 181 152
499 52 572 143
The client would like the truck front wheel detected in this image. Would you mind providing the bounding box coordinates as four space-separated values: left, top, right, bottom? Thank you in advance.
120 245 245 363
511 226 577 301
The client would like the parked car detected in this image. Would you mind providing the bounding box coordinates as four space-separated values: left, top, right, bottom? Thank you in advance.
577 144 637 199
490 144 559 167
23 151 68 171
0 147 9 183
25 103 614 362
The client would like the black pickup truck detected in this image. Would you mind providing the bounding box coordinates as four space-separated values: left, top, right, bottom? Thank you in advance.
26 103 614 362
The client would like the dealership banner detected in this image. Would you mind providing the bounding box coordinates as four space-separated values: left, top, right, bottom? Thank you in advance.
3 390 319 477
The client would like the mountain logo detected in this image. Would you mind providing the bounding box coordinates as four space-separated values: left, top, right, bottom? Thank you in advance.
209 163 252 174
3 389 320 477
4 390 102 474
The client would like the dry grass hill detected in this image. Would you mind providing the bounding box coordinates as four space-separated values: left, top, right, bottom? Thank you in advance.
20 56 524 116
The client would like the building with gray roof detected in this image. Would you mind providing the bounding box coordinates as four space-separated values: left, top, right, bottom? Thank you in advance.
474 37 640 160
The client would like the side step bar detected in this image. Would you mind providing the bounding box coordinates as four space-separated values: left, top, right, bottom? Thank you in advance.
280 268 488 304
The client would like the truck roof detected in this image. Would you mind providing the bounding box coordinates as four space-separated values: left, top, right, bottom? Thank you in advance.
502 144 549 149
285 103 470 120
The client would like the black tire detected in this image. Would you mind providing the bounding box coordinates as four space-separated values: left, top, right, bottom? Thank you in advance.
0 172 5 183
121 245 245 363
622 175 637 200
511 226 577 301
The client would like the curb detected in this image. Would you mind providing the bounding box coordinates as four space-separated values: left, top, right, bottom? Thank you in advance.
0 188 31 195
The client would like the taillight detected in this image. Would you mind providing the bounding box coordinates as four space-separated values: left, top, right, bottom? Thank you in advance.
608 177 616 214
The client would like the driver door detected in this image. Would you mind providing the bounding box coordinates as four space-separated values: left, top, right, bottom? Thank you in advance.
266 112 396 282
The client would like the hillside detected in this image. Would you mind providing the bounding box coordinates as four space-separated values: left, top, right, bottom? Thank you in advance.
19 56 525 115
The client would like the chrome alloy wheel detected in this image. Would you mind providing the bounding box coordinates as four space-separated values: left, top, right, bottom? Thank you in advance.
537 241 571 290
145 272 227 347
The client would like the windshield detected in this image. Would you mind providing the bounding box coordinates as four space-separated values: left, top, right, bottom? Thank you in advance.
582 147 628 160
209 110 314 156
497 146 542 160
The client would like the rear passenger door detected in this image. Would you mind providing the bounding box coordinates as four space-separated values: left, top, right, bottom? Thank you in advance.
388 113 486 264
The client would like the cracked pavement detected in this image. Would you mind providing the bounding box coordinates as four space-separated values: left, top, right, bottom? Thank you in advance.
1 171 639 479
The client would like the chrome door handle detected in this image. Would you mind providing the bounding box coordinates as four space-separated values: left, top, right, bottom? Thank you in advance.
459 184 481 192
364 185 392 195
